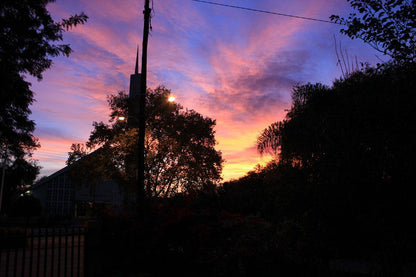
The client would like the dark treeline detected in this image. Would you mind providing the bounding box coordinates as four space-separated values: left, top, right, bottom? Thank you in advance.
0 0 87 214
220 61 416 275
89 61 416 277
2 0 416 276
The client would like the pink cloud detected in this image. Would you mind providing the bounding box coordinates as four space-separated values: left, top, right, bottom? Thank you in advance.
32 136 79 177
31 0 379 181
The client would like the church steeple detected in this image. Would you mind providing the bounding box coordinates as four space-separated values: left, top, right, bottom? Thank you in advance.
129 46 141 98
135 46 139 74
128 46 142 127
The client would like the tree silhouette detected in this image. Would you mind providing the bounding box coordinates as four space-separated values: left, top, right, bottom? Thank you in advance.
68 87 223 199
331 0 416 63
258 83 330 166
10 195 42 218
0 0 87 212
257 122 283 158
256 62 416 268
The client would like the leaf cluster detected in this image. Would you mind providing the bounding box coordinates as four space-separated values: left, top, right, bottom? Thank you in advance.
0 158 40 214
254 62 416 266
0 0 87 209
0 0 88 80
68 86 223 199
330 0 416 63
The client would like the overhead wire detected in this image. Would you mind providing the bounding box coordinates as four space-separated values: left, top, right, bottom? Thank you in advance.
191 0 342 25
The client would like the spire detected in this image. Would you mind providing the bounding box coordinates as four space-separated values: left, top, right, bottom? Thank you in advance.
135 45 139 74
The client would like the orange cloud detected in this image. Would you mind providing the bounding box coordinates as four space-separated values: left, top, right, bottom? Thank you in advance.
32 0 379 182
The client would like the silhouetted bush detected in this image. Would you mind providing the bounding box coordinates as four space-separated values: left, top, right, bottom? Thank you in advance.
87 195 292 276
226 62 416 275
9 195 42 218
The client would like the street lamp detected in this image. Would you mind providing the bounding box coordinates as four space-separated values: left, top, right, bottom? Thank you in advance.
168 95 175 102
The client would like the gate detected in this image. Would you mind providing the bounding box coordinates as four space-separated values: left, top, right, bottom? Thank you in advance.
0 227 84 277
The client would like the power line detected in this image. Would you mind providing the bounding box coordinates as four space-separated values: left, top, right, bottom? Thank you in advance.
192 0 341 25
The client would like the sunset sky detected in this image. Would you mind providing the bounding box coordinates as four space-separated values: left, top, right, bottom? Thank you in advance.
30 0 382 181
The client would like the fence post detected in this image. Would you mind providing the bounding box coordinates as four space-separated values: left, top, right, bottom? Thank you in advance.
13 231 18 276
84 223 89 277
6 230 11 277
29 227 34 277
43 228 48 276
58 227 62 275
51 227 55 276
71 227 75 277
21 229 27 277
36 228 41 277
77 227 81 277
65 226 69 277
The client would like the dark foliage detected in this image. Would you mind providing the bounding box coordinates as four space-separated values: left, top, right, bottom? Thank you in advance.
86 194 315 277
331 0 416 63
68 87 223 198
232 62 416 274
0 158 39 214
9 195 42 218
0 0 87 212
0 0 88 80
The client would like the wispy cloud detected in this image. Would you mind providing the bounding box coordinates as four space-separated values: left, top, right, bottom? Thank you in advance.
32 0 380 181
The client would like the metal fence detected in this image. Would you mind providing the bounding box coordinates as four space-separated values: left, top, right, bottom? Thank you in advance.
0 227 84 277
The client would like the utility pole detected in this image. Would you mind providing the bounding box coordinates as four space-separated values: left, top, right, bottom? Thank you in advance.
137 0 151 208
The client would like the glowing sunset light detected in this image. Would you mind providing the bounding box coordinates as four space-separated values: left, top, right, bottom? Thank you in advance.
30 0 382 181
168 95 175 102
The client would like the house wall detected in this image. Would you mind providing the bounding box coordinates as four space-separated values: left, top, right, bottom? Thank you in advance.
46 172 75 217
32 169 126 218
